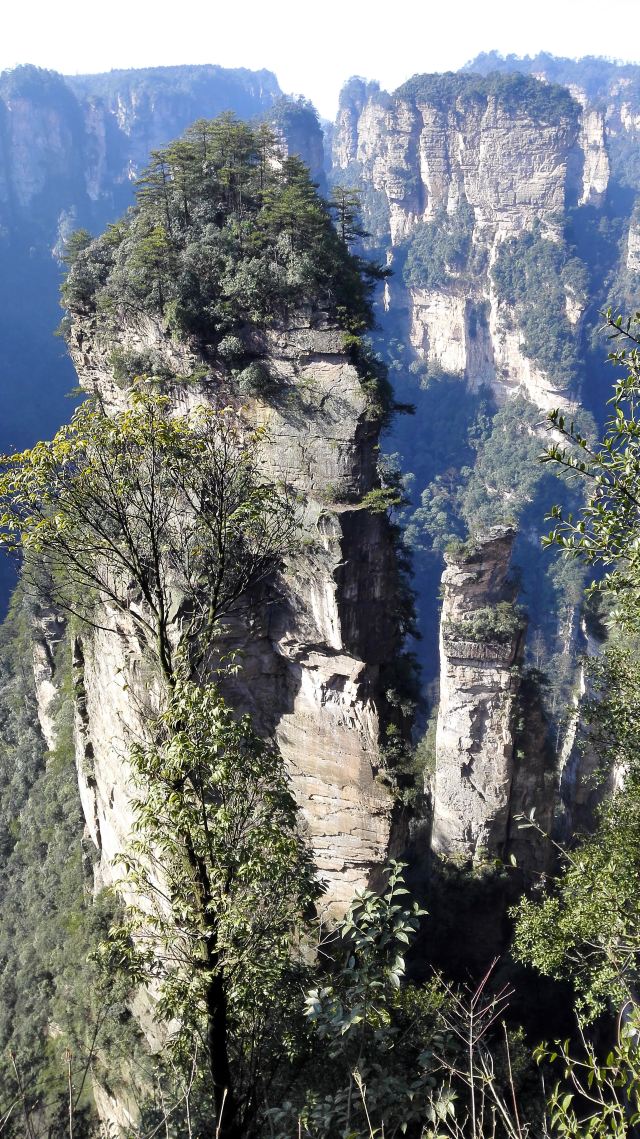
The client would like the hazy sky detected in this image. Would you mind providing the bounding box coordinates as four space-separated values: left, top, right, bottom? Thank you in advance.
1 0 639 119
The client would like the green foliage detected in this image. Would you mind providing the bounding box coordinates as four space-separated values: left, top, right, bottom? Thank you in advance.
359 486 404 513
109 344 175 384
542 311 640 629
403 199 475 291
414 703 439 778
329 158 391 249
330 186 368 248
270 863 445 1139
512 314 640 1023
0 597 135 1136
444 601 525 645
513 646 640 1020
217 333 246 364
62 114 385 344
101 679 320 1137
406 394 583 545
346 335 396 427
0 391 296 686
492 228 588 389
236 359 272 395
398 374 492 552
61 227 92 266
535 1023 640 1139
395 70 578 123
397 374 589 717
269 95 322 146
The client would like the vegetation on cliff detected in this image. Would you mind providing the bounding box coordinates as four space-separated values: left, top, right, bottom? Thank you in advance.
0 392 296 687
62 114 385 343
399 385 587 715
444 600 524 646
491 228 588 391
5 83 640 1136
0 600 138 1137
513 313 640 1017
395 71 578 124
102 681 321 1139
403 200 476 291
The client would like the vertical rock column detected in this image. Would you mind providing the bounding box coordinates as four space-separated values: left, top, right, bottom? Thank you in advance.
431 529 525 863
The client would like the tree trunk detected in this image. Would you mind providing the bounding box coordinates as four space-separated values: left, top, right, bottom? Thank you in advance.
205 972 241 1139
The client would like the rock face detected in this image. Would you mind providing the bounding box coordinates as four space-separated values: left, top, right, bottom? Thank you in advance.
0 65 282 224
431 530 525 862
65 313 399 912
31 606 66 749
0 64 321 467
332 74 588 412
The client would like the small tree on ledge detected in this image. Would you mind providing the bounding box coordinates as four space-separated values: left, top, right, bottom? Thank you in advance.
0 390 297 688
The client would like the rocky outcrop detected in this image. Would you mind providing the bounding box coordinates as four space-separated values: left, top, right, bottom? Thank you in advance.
334 79 578 241
573 98 610 206
31 606 66 749
627 207 640 272
431 529 526 863
65 312 399 912
0 64 311 467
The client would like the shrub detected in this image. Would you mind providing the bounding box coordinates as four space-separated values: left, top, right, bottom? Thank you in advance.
444 601 525 644
236 360 273 395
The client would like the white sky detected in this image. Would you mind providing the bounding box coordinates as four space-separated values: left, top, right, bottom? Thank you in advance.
1 0 639 120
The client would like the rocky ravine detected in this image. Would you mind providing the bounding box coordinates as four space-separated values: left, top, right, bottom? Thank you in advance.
63 310 402 913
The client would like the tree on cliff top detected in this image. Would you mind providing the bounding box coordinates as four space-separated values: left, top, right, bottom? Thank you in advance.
62 113 387 341
0 390 296 687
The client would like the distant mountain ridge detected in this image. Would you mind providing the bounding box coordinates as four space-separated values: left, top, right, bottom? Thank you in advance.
464 50 640 101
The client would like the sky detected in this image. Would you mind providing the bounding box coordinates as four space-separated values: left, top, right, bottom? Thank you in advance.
1 0 639 120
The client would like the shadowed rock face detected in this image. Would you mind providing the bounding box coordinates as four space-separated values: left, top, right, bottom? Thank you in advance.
64 310 402 913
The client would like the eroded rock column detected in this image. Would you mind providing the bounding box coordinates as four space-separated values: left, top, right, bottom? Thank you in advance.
431 528 525 863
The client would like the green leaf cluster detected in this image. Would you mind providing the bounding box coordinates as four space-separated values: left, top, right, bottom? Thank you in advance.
62 114 385 343
270 863 445 1139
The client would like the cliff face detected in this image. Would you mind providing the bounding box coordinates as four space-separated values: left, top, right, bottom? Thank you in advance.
12 53 640 915
65 311 399 911
332 74 589 412
0 65 282 225
431 529 555 868
0 65 326 470
331 69 629 859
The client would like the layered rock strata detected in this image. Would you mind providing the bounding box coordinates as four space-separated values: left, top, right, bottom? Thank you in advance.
65 313 399 912
431 529 527 863
332 76 587 411
31 605 66 749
